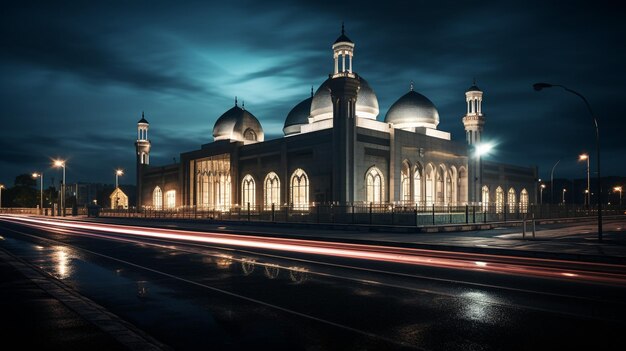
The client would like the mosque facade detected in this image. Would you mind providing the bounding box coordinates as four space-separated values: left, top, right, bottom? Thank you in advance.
134 28 537 214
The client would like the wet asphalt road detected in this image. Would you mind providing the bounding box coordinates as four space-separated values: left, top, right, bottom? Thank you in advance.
1 217 625 350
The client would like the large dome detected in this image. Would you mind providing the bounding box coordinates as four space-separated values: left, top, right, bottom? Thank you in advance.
283 95 313 136
213 103 264 143
309 77 379 121
384 90 440 130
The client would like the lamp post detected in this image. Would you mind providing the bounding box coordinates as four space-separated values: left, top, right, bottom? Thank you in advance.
540 184 546 205
32 172 44 215
474 142 493 206
615 186 622 207
53 159 66 216
115 169 124 189
562 188 567 204
549 159 560 205
534 83 602 241
579 154 590 207
0 184 4 210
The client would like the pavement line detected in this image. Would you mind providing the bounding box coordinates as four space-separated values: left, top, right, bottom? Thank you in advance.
0 247 170 351
2 225 425 351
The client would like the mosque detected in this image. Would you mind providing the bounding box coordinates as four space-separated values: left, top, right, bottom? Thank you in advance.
134 27 537 214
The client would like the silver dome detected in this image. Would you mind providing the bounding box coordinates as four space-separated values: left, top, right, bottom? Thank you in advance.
384 90 440 130
213 104 264 143
283 96 313 136
310 77 379 121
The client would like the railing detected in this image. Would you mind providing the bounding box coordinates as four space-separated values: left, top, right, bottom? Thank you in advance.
98 203 626 226
0 207 87 216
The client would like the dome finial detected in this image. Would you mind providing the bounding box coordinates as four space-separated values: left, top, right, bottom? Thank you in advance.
341 22 345 35
473 77 477 86
311 85 314 97
410 81 414 92
242 100 245 110
235 96 238 106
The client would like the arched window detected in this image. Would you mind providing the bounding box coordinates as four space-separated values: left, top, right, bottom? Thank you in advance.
481 185 489 211
401 161 411 204
495 187 504 213
264 172 280 210
520 189 529 213
446 170 453 205
153 186 163 210
366 167 384 204
290 168 309 210
166 190 176 209
425 164 434 206
436 165 445 205
243 128 257 141
508 188 516 213
241 174 255 208
414 165 422 205
458 167 468 204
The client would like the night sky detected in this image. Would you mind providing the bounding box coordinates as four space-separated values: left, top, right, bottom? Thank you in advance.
1 0 624 188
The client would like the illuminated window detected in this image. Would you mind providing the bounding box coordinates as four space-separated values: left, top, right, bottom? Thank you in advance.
425 164 434 206
195 154 231 210
241 174 255 208
366 167 383 204
153 186 162 210
413 166 422 205
508 188 516 213
401 162 410 204
520 189 529 213
165 190 176 209
495 186 504 213
290 168 309 210
446 170 453 205
436 165 445 205
481 185 489 211
264 172 280 210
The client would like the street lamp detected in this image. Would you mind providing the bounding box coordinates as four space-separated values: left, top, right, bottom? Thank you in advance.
53 159 66 216
474 142 493 205
115 169 124 189
562 188 567 204
534 83 602 241
579 154 590 207
615 186 622 207
540 184 546 205
32 172 44 215
0 184 4 210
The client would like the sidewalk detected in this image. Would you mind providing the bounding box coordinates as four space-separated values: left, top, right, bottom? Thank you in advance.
57 215 626 265
0 248 167 350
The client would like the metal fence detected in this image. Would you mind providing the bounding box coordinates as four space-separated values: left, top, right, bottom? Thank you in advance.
0 207 87 216
97 203 626 226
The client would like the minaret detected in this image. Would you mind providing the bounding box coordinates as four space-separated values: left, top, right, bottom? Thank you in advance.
462 80 485 145
329 24 360 203
135 112 151 208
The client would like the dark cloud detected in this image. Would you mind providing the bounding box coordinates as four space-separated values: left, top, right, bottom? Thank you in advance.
1 0 625 186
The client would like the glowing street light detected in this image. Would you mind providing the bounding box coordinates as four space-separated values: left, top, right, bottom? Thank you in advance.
540 184 546 205
615 186 622 207
579 154 590 207
562 188 567 204
53 159 66 216
32 172 44 215
534 82 603 241
115 169 124 189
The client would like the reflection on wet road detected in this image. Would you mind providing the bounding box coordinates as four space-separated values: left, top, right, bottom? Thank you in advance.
1 216 625 350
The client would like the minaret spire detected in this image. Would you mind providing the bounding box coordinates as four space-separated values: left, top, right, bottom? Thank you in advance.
341 22 345 35
311 85 314 97
235 96 238 106
410 81 414 92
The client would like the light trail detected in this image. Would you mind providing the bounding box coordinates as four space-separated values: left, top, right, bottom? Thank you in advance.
2 215 626 286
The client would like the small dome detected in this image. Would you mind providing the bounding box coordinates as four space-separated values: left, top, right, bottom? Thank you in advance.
283 95 313 136
310 77 379 121
467 84 482 92
213 102 264 143
385 90 440 130
334 24 353 44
